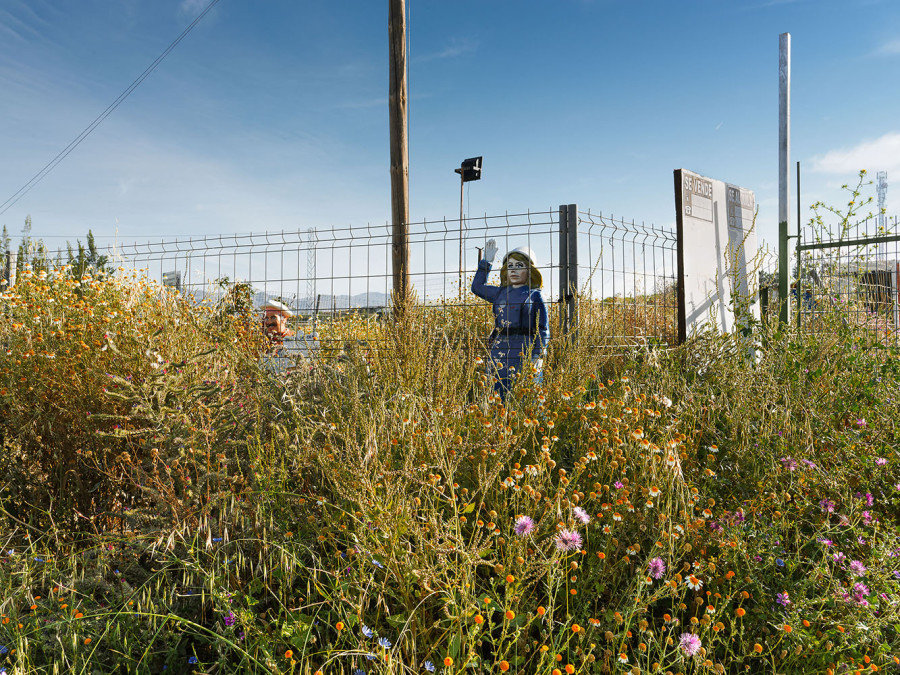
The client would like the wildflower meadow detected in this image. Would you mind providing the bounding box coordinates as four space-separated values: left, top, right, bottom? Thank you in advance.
1 201 899 673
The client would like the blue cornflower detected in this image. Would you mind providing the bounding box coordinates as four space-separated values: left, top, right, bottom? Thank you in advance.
775 558 785 567
353 670 366 675
378 637 392 649
361 624 375 638
212 537 222 542
0 645 7 654
424 661 436 672
188 656 198 665
34 558 44 563
371 558 385 569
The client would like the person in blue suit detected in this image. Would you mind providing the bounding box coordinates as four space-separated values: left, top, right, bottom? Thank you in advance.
471 239 550 397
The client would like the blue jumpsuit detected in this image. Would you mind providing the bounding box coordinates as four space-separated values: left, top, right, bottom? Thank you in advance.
471 259 550 396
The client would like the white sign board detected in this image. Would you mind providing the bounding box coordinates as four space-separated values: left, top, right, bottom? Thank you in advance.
675 169 759 341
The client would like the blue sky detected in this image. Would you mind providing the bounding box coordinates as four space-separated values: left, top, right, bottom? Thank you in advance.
1 0 898 255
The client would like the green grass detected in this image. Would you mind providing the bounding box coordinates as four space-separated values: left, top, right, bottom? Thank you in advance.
0 256 899 675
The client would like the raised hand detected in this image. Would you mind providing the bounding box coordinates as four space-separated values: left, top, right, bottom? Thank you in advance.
483 239 498 264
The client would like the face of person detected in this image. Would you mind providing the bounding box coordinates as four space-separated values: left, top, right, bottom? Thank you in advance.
263 309 289 336
506 258 529 286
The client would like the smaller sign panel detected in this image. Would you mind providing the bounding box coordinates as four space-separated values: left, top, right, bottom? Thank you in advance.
726 185 755 232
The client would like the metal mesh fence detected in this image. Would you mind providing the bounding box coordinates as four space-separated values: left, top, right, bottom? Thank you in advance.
21 205 680 350
576 211 678 347
797 214 900 343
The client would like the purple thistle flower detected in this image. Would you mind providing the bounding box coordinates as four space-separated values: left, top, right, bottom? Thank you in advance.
849 560 867 577
572 507 590 525
678 632 702 656
864 493 874 507
648 557 666 580
875 457 887 466
514 515 535 536
819 498 836 513
779 456 797 471
554 529 583 552
833 552 846 564
614 481 624 489
776 591 791 606
223 611 236 627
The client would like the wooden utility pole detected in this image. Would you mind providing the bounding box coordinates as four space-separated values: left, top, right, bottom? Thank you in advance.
389 0 410 310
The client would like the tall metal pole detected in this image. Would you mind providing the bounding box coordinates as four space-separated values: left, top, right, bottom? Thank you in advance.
778 32 791 325
389 0 409 311
796 161 802 323
459 172 464 291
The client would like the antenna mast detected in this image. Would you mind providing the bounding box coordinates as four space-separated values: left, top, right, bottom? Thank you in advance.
877 171 888 259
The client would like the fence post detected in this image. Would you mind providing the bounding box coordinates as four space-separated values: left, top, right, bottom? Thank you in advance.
566 204 578 334
558 204 578 337
559 205 569 335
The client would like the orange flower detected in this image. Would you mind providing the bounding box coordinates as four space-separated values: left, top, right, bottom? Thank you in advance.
802 619 810 628
735 608 746 617
536 606 546 616
83 638 92 645
565 665 575 674
474 614 484 625
571 624 581 633
505 574 515 583
504 610 515 620
74 612 84 619
444 657 454 667
783 624 792 633
753 643 763 653
837 625 845 633
552 670 562 675
335 621 344 631
499 661 510 672
285 650 293 659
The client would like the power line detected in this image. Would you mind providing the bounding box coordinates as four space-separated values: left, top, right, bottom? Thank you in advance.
0 0 223 217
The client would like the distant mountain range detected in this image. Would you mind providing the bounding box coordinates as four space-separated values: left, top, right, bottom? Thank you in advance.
167 279 391 311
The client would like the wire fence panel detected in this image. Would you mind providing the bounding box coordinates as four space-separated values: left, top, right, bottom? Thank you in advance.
29 205 680 350
797 214 900 343
576 211 679 347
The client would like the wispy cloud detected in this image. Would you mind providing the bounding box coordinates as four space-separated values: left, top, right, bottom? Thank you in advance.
740 0 803 9
810 132 900 174
177 0 213 22
875 39 900 56
413 38 477 63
